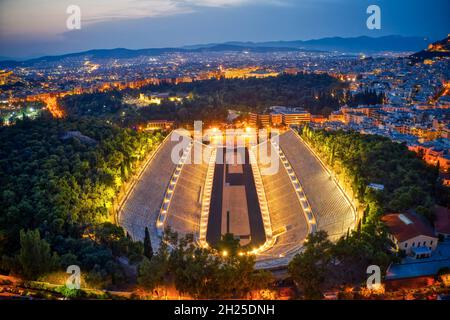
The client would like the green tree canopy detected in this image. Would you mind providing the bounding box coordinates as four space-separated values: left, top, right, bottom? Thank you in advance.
16 229 60 280
288 231 332 299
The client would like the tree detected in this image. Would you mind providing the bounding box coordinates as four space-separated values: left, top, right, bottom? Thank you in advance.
216 233 240 256
93 222 127 255
142 230 274 299
143 227 153 259
0 117 166 285
288 231 332 299
16 229 60 280
137 241 169 291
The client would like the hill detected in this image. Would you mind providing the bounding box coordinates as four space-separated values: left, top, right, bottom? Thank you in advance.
0 45 306 68
193 35 432 53
410 35 450 62
0 35 433 68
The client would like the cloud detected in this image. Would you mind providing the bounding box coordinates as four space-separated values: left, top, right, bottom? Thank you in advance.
75 0 288 25
176 0 258 7
0 0 286 38
82 0 284 23
176 0 290 8
81 0 188 24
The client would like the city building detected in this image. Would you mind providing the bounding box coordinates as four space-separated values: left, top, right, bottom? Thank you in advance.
141 120 175 131
248 112 270 127
0 70 13 85
270 106 311 126
409 142 450 173
311 115 328 124
435 206 450 239
270 113 283 126
382 213 438 258
258 114 271 127
284 67 299 75
329 111 345 123
248 112 258 126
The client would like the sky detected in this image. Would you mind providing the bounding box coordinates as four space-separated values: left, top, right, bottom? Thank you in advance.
0 0 449 59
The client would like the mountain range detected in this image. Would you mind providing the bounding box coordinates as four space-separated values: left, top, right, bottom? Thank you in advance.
185 35 432 53
0 35 435 68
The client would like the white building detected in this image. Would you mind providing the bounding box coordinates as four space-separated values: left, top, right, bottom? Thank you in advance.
382 213 438 259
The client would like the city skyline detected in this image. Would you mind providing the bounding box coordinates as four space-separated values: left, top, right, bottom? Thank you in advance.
0 0 449 59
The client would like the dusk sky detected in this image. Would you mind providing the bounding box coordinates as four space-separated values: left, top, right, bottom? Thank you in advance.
0 0 449 59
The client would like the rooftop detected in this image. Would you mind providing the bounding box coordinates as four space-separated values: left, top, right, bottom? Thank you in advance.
435 206 450 235
279 110 310 115
381 212 436 242
386 241 450 280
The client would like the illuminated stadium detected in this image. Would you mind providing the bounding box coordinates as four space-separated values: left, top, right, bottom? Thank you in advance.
119 129 357 269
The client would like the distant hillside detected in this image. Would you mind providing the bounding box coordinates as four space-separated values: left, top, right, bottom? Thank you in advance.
0 35 435 69
195 35 433 53
410 35 450 62
0 45 306 68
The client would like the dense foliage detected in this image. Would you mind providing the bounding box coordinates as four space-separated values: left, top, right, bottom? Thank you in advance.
346 89 384 107
7 229 60 280
289 231 333 299
0 115 165 285
148 73 346 114
289 227 391 299
61 91 124 118
61 73 355 126
138 230 273 299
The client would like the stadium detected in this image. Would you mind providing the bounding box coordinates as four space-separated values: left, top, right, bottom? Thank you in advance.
119 128 357 269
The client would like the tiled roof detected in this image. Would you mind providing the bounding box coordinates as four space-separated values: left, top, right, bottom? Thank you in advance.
435 206 450 235
382 212 435 242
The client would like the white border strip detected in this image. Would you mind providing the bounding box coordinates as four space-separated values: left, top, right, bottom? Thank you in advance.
198 147 217 247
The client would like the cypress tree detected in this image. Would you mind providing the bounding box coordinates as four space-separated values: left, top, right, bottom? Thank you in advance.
144 227 153 259
357 220 362 238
